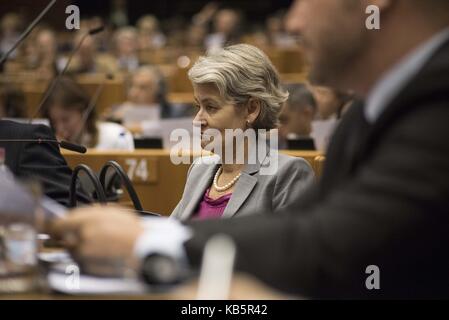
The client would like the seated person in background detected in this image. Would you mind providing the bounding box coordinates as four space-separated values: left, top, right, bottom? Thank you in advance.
0 119 89 207
66 30 118 75
0 85 26 119
308 85 355 151
85 16 112 53
309 85 355 120
188 2 218 49
0 13 22 59
105 66 190 136
279 83 317 150
205 8 243 52
43 77 134 151
113 27 140 73
24 28 60 79
265 11 297 48
136 15 166 50
171 44 314 221
185 24 207 48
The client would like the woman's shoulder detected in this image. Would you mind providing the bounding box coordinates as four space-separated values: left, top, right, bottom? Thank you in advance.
266 153 315 194
182 155 220 183
189 155 220 170
263 152 314 180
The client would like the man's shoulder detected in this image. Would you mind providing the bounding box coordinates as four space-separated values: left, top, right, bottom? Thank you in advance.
0 120 52 138
374 38 449 138
0 120 27 137
395 38 449 108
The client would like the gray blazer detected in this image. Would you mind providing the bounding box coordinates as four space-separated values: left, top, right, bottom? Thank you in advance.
171 153 314 220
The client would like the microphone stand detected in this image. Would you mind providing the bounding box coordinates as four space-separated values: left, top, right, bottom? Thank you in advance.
72 73 114 144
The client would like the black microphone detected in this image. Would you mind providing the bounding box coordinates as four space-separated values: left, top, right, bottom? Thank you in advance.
0 0 57 67
29 25 106 122
58 140 87 154
72 73 115 143
0 139 87 154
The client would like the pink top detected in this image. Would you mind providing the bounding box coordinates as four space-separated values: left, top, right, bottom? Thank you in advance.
193 189 232 220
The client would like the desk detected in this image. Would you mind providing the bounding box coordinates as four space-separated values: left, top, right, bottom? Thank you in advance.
62 150 323 216
2 274 291 300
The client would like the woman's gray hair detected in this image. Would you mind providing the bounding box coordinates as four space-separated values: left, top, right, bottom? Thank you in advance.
188 44 289 130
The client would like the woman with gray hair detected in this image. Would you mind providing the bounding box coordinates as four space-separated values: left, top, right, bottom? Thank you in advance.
171 44 314 221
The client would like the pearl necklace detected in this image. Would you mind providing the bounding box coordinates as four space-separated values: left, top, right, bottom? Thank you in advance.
213 167 242 192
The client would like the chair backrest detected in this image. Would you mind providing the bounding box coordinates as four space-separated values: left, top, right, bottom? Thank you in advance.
287 138 316 151
313 155 326 179
62 150 325 215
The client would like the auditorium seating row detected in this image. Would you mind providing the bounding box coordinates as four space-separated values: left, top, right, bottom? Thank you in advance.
1 47 308 117
62 149 324 216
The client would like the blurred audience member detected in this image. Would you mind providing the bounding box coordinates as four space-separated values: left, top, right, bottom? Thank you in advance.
114 27 140 72
24 28 60 78
67 31 118 74
310 85 355 120
109 0 129 28
137 15 166 50
306 85 355 151
241 27 268 49
105 66 189 136
279 83 317 150
0 13 22 59
163 15 188 47
205 9 242 52
185 24 207 48
43 77 134 150
0 85 26 119
265 11 296 48
192 2 219 27
89 16 112 53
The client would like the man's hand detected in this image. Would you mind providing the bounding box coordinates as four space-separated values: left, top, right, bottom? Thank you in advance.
50 206 144 276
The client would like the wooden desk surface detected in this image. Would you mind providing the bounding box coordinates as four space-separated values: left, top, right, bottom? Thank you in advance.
62 149 323 216
2 275 292 300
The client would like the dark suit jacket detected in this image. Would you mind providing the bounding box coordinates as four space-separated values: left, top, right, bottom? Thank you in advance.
0 120 89 207
184 38 449 298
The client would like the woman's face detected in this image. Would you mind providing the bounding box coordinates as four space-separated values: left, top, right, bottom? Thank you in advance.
48 104 83 142
193 83 248 150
